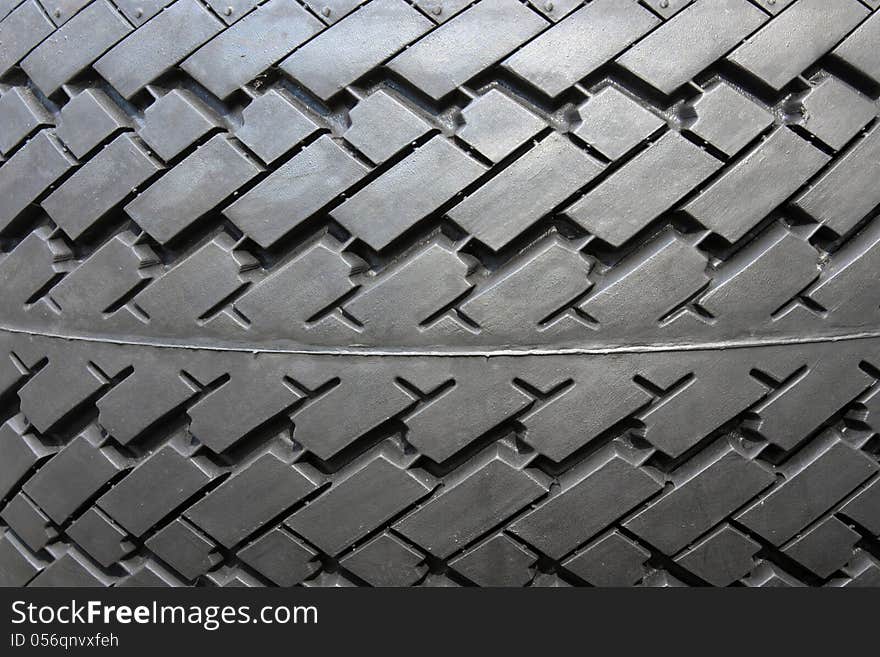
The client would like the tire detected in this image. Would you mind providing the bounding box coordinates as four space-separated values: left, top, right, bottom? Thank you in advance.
0 0 878 588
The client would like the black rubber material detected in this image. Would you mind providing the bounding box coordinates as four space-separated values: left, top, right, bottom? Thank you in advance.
0 0 879 587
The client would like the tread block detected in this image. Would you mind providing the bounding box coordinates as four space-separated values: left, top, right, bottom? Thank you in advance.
21 0 132 96
94 0 224 99
687 81 773 156
343 90 430 164
0 131 75 232
0 0 878 589
504 0 658 98
287 455 430 555
0 493 56 552
565 132 721 246
751 353 873 450
737 438 876 545
562 530 650 586
281 0 433 100
801 213 880 324
341 532 425 587
520 363 652 462
461 239 590 333
125 135 262 244
55 88 130 159
66 507 133 568
404 368 532 462
793 125 880 236
728 0 868 90
0 421 49 501
138 89 221 161
188 373 301 453
185 454 316 548
23 436 125 523
237 528 318 586
449 533 535 587
0 0 55 78
181 0 323 99
43 134 163 239
389 0 547 100
96 364 198 445
0 86 53 155
98 446 212 537
840 478 880 535
637 358 767 458
511 447 660 557
674 524 759 585
131 237 248 329
224 135 367 248
18 360 107 432
617 0 767 94
395 456 547 558
579 232 708 328
234 240 355 331
47 232 156 320
696 226 819 320
28 551 105 586
684 128 829 243
448 133 602 251
624 443 774 553
0 227 71 307
456 88 545 163
292 372 414 460
833 11 880 82
235 90 319 164
332 136 484 250
145 518 221 580
782 516 859 577
344 242 470 332
573 86 665 160
0 532 43 586
800 76 876 150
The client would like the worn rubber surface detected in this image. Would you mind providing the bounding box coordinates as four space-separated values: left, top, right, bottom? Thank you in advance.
1 0 880 587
